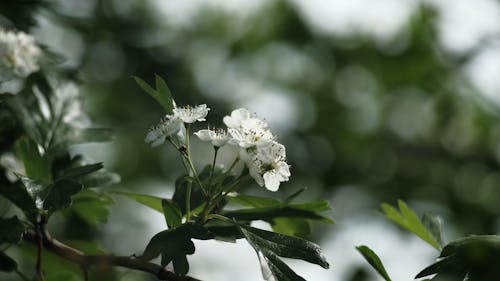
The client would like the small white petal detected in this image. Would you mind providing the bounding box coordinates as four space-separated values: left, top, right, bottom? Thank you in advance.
263 171 281 192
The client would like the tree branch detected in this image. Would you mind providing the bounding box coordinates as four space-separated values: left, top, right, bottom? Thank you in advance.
24 229 200 281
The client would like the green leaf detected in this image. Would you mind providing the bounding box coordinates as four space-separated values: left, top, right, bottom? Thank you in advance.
58 163 103 180
228 194 281 208
110 191 164 213
381 200 442 250
80 170 120 188
0 216 25 244
422 213 444 247
133 75 174 113
0 251 17 272
5 95 43 145
43 179 83 210
69 189 114 225
15 136 52 183
223 205 333 223
162 199 182 229
356 245 392 281
0 180 37 215
272 218 311 238
416 235 500 281
240 225 329 269
239 224 329 281
155 74 174 113
141 224 212 275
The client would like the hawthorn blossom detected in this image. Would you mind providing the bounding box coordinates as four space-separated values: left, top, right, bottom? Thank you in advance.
194 128 231 147
0 29 41 80
172 104 210 123
223 108 274 148
247 141 291 191
145 116 183 147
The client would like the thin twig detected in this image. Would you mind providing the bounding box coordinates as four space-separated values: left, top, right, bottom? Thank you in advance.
23 229 200 281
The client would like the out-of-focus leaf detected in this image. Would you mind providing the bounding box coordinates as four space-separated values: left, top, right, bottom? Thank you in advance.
223 205 333 223
58 163 103 180
45 271 81 281
356 245 392 281
110 191 164 213
227 194 281 208
0 180 37 215
422 213 444 247
69 189 114 225
162 199 182 229
140 223 212 275
155 74 174 113
272 218 311 238
239 224 329 281
43 179 82 210
15 136 51 183
133 75 174 113
381 200 442 250
0 216 25 244
0 251 17 272
416 235 500 281
5 95 43 145
80 170 120 188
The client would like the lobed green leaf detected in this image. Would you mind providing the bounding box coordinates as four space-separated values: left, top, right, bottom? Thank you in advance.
381 200 442 250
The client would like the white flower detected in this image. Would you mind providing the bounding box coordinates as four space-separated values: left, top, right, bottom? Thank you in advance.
247 141 290 191
0 29 41 81
194 128 231 147
223 108 274 148
145 116 184 147
172 104 210 123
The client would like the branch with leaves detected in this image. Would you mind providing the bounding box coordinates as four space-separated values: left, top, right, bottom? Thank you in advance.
0 26 331 281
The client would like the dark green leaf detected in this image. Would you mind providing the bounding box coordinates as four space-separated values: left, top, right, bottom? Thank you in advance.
110 191 163 213
239 224 328 281
261 251 306 281
140 223 212 261
162 199 182 229
0 180 37 215
58 163 103 180
381 200 442 250
228 194 281 208
416 235 500 280
223 205 333 223
356 245 392 281
43 179 83 210
141 224 212 275
15 136 52 183
239 225 329 269
0 251 17 272
0 216 25 244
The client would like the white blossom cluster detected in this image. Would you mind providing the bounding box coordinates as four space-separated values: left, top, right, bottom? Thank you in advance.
0 29 41 81
223 108 290 191
145 104 290 191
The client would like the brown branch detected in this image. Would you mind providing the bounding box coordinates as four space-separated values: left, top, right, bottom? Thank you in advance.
24 229 201 281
